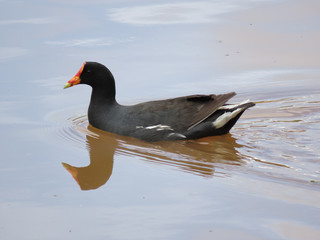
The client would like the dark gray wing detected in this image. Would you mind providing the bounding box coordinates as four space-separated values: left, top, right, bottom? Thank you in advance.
126 92 236 132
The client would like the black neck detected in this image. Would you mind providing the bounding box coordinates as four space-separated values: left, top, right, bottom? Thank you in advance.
90 85 116 105
88 87 118 129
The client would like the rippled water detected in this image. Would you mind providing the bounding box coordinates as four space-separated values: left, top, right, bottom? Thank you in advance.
1 0 320 239
51 82 320 191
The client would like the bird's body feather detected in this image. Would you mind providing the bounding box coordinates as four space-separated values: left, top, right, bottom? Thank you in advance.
65 62 255 141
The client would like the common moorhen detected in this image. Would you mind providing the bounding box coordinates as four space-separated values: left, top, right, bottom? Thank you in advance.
64 62 255 141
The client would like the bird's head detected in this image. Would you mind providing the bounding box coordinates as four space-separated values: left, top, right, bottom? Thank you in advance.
64 62 115 89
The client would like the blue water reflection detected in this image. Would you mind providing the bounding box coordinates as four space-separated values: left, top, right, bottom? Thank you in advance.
1 0 320 239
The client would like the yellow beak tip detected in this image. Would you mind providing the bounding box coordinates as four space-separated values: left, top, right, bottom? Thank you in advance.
64 83 71 89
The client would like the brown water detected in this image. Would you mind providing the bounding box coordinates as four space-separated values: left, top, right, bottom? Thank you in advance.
1 0 320 239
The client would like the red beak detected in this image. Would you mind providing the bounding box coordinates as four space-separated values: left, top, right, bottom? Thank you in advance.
64 62 85 89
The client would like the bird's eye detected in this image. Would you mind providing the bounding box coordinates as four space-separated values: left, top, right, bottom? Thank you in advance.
87 69 91 73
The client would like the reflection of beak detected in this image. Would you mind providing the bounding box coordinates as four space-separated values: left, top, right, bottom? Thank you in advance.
62 162 80 186
63 63 85 89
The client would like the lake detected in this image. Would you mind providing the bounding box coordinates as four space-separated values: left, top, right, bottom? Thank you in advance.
1 0 320 239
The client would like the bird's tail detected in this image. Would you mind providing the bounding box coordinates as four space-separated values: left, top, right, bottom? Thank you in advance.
211 101 255 135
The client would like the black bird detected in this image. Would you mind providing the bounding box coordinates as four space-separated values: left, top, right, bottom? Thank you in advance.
64 62 255 141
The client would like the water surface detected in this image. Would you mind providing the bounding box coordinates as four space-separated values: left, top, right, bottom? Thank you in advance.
1 0 320 239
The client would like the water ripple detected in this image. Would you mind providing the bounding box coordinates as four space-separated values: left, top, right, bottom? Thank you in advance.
49 90 320 190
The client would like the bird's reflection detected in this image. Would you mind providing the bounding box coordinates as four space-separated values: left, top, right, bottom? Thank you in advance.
62 125 244 190
62 127 116 190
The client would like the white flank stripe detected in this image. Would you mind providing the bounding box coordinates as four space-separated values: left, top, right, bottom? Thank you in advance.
212 108 243 128
167 133 186 139
144 124 173 131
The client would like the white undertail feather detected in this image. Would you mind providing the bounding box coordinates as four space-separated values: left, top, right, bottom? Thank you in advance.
218 99 250 110
212 107 243 129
